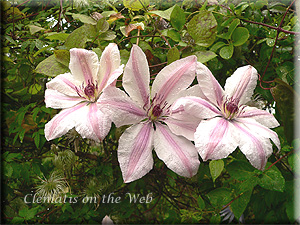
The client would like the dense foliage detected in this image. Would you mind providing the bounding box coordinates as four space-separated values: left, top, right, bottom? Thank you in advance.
1 0 299 223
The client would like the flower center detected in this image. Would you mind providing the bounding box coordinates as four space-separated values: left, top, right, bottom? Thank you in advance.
76 80 98 102
146 94 169 121
222 97 239 119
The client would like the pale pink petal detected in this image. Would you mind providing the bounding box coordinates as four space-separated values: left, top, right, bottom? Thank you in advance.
195 117 238 161
151 55 197 104
165 105 201 141
69 48 99 84
98 43 122 91
224 65 258 105
44 103 87 141
235 117 280 150
118 122 154 183
45 89 83 109
231 120 274 170
173 84 207 100
99 86 147 127
239 106 280 128
102 215 114 224
154 123 200 178
196 62 224 107
172 96 221 119
46 73 80 96
102 65 124 91
123 45 150 106
75 103 111 142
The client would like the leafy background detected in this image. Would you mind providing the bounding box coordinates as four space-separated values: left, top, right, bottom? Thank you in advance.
1 0 300 223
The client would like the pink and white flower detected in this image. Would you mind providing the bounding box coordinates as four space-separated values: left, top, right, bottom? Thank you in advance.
100 45 200 183
44 43 123 142
173 63 281 170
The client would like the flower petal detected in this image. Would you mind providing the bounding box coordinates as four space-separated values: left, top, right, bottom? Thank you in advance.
44 103 87 141
165 105 201 141
172 96 221 119
196 62 224 107
75 103 111 142
224 65 258 105
45 89 83 109
118 122 154 183
123 45 150 106
239 106 280 128
154 123 200 178
98 43 122 91
69 48 99 84
231 120 274 170
195 117 238 161
235 117 280 150
99 86 147 127
46 73 80 96
151 55 197 104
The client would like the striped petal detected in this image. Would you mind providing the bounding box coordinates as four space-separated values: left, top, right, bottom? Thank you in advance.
99 86 147 127
231 120 274 170
123 45 150 107
172 96 221 119
195 117 238 161
46 73 80 97
239 106 280 128
151 55 197 104
75 103 111 142
69 48 99 84
98 43 122 91
224 65 258 105
44 102 87 141
45 89 83 109
118 122 154 183
196 62 224 107
154 123 200 178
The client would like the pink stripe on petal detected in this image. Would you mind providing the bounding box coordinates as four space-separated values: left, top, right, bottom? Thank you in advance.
100 99 146 117
156 124 194 177
58 76 78 91
157 59 195 103
88 103 102 141
204 118 229 160
232 67 252 102
48 103 86 138
125 122 153 182
131 49 149 104
232 121 266 170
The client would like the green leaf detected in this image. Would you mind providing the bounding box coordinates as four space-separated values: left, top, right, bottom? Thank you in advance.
217 18 240 40
167 29 181 42
4 163 13 177
65 25 88 49
187 10 217 47
227 160 255 181
232 27 249 46
167 47 180 64
238 176 258 194
258 169 285 192
72 13 97 25
209 159 224 182
210 41 226 52
96 18 109 33
36 55 69 77
45 32 69 41
123 0 149 11
219 44 234 59
11 217 24 224
170 5 185 31
207 188 232 207
270 79 295 144
194 50 217 63
99 30 116 41
19 207 38 220
27 25 45 34
231 191 252 220
150 5 176 20
197 195 205 210
28 83 42 94
209 213 221 224
54 49 70 67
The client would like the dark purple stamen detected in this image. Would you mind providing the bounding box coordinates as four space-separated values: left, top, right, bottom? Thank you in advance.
83 80 96 98
226 101 239 114
152 104 163 117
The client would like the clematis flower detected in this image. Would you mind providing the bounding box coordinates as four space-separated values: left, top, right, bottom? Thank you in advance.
173 64 280 170
220 206 244 224
44 43 123 142
99 45 200 183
